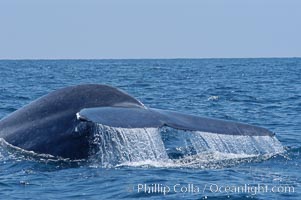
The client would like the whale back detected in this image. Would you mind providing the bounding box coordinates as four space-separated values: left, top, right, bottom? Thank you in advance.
0 84 143 159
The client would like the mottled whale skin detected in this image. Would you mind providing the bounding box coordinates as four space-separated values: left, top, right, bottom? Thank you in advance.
0 84 273 160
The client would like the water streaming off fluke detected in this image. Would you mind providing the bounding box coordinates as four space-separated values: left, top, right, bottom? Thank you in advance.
90 124 169 167
90 125 284 168
191 131 284 155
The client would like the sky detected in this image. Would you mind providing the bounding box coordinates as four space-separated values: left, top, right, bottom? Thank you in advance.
0 0 300 59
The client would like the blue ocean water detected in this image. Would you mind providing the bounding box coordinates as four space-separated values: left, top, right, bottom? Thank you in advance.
0 58 300 199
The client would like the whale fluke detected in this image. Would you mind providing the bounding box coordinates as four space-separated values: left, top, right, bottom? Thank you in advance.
79 107 274 136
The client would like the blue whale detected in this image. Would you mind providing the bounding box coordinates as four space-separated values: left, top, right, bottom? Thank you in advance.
0 84 273 159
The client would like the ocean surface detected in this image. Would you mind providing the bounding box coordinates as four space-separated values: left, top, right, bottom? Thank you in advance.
0 58 300 199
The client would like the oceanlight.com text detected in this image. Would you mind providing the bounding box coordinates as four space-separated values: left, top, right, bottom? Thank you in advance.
129 183 295 196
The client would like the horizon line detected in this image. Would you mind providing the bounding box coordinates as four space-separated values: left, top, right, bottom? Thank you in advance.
0 56 300 61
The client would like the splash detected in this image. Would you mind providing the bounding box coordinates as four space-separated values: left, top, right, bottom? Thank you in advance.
89 124 169 167
89 125 284 168
0 125 285 168
181 131 284 155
